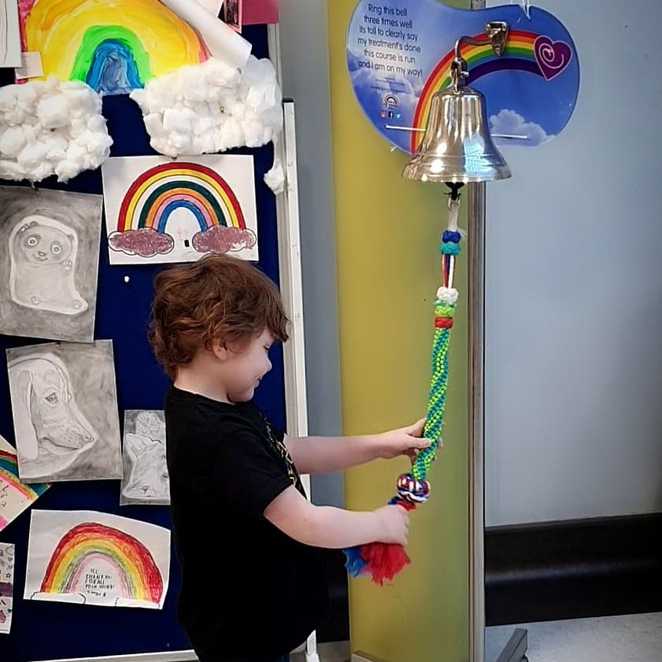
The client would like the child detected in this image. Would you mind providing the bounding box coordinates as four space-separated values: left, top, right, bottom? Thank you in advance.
149 255 430 662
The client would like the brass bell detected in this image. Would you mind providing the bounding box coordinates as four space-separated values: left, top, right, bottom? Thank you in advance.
403 22 511 184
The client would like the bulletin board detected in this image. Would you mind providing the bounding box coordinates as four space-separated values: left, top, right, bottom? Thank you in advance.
0 25 287 662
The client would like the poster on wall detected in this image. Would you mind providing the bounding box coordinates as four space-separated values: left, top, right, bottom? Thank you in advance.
120 411 170 506
347 1 579 153
0 435 49 532
25 510 170 609
0 0 21 68
0 543 15 634
102 154 259 265
7 340 123 484
18 0 208 95
0 186 103 343
221 0 243 31
243 0 278 25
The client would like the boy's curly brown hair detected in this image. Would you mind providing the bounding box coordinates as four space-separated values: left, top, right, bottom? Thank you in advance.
148 255 289 379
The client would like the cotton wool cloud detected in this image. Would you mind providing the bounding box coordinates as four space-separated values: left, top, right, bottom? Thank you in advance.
0 78 113 183
131 56 285 193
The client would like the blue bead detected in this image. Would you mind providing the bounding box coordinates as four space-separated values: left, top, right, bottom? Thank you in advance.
441 242 461 255
442 230 461 243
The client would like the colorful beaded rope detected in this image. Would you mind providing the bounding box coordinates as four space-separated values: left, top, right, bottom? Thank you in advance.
344 196 462 584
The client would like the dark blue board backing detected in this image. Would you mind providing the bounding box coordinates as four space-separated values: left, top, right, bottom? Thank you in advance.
0 26 286 662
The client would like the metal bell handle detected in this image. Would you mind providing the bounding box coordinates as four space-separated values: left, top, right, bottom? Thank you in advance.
451 21 510 91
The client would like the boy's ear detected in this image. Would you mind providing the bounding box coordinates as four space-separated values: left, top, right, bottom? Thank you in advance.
210 340 230 361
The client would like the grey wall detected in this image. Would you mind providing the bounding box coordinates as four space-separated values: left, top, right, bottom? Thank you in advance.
278 1 344 506
485 0 662 526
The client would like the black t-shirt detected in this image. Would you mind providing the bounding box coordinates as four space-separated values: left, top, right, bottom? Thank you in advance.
165 386 329 660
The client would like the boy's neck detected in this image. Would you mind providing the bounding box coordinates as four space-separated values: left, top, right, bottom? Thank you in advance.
174 359 233 405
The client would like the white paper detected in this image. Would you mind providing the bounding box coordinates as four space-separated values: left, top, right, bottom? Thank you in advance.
160 0 251 68
7 341 123 483
0 186 104 342
0 542 14 634
102 154 259 265
14 52 43 80
196 0 224 15
25 510 170 610
120 411 170 506
1 0 21 68
0 435 49 532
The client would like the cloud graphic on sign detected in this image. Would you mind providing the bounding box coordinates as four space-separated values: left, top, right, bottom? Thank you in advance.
489 109 552 146
192 226 257 254
108 229 174 257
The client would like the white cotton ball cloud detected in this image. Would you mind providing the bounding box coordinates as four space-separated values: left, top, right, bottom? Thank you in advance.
0 78 113 183
131 55 285 193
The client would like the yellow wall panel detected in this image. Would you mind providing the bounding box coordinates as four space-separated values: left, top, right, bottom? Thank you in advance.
327 1 472 660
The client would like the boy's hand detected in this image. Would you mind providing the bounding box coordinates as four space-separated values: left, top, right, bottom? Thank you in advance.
375 418 432 460
374 504 410 545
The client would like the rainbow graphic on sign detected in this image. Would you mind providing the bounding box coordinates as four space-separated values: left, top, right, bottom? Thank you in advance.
0 438 49 532
20 0 207 95
411 30 572 152
39 522 163 605
104 156 258 264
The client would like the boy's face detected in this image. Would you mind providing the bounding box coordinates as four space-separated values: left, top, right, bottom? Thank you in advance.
222 328 274 403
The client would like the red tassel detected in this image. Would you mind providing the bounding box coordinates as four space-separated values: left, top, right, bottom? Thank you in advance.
360 500 417 585
361 542 411 585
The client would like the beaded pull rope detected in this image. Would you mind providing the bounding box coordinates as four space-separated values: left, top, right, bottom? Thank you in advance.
344 195 462 584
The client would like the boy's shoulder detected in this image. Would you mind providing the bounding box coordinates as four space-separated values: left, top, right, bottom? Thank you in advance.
165 387 268 443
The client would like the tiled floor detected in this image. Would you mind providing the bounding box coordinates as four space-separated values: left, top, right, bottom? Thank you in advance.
295 612 662 661
486 611 662 662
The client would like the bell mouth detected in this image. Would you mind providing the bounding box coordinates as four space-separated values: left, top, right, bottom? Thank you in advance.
402 155 512 184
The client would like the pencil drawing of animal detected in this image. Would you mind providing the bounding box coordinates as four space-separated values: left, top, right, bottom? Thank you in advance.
122 412 169 502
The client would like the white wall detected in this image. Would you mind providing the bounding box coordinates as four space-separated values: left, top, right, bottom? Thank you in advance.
485 0 662 526
278 1 344 507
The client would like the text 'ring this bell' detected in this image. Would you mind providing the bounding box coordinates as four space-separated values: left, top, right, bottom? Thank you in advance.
403 21 512 184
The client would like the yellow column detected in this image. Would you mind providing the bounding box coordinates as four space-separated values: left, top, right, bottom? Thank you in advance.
327 1 471 661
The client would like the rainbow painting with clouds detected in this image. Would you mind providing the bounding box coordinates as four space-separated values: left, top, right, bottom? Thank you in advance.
0 435 48 533
347 1 579 153
20 0 208 95
102 154 259 265
25 510 170 609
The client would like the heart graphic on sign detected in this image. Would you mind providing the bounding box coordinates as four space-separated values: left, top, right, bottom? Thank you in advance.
534 35 572 80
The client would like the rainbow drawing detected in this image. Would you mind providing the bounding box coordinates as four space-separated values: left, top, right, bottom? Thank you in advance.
21 0 208 95
0 450 48 501
117 162 247 234
411 30 544 152
0 437 49 533
39 522 163 605
103 156 258 264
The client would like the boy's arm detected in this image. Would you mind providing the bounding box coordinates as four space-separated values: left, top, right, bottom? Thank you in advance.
284 419 430 475
264 486 409 549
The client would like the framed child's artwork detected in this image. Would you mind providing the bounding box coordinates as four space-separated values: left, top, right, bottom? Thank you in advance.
0 0 21 68
25 510 170 610
0 543 14 634
0 435 49 532
0 187 103 343
7 341 123 484
102 154 259 265
120 411 170 506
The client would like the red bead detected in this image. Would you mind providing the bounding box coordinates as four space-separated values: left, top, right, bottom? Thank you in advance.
435 317 454 329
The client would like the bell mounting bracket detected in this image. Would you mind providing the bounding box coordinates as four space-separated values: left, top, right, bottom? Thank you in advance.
451 21 510 91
